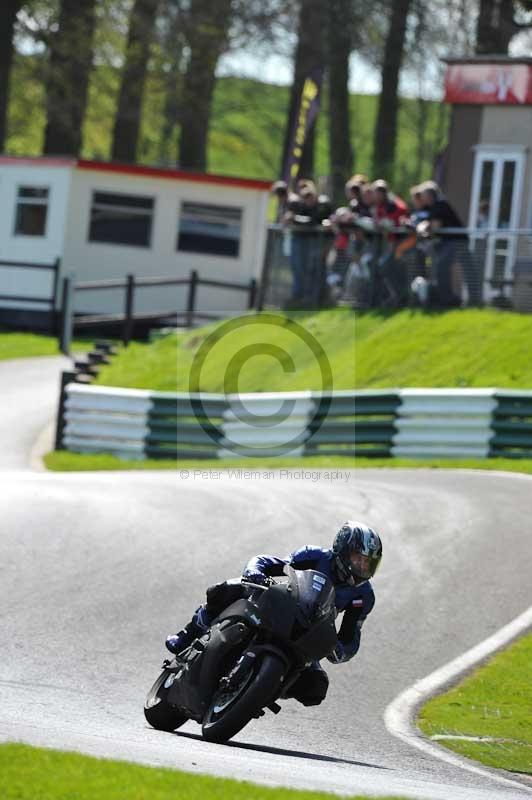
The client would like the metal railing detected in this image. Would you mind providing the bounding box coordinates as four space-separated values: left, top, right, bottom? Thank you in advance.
259 224 532 311
0 257 61 326
59 269 257 353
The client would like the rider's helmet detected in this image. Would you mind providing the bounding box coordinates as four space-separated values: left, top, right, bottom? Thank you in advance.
332 521 382 585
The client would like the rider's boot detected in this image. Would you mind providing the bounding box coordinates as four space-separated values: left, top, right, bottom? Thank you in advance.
165 606 211 654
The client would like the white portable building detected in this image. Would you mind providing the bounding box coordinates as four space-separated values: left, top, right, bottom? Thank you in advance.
0 156 271 329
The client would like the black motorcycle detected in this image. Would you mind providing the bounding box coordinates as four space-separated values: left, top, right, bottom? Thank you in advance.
144 567 338 743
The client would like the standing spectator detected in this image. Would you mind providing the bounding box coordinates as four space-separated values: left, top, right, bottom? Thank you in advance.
345 174 370 217
372 179 408 227
371 180 409 306
283 182 330 306
419 184 481 307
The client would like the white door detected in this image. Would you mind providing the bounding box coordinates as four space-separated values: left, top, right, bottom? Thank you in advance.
469 148 525 302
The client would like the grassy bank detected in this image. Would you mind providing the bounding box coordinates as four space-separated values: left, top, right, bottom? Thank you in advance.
0 743 406 800
418 634 532 774
95 309 355 392
93 309 532 394
354 309 532 388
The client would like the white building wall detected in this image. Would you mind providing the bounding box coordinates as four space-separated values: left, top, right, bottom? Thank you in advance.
61 166 269 317
0 163 72 311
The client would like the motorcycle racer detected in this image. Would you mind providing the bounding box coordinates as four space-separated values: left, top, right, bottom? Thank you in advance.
165 521 382 707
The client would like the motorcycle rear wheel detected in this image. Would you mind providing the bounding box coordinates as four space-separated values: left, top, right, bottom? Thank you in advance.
202 653 285 744
144 669 188 732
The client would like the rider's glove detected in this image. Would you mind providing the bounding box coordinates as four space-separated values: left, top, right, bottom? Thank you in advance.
242 571 272 587
327 641 348 664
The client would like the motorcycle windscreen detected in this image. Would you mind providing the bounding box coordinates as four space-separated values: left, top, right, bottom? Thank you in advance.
291 570 338 660
293 569 335 624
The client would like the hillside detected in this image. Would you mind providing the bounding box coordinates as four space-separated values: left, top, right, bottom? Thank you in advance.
7 55 448 198
93 308 532 393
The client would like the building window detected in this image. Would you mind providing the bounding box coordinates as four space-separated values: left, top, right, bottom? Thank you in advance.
89 191 154 247
177 202 242 258
14 186 49 237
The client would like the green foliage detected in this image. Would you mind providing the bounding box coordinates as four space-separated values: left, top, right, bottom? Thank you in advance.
7 55 448 197
418 634 532 774
0 743 407 800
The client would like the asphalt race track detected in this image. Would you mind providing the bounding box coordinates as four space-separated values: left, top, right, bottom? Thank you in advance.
2 465 532 800
0 356 67 470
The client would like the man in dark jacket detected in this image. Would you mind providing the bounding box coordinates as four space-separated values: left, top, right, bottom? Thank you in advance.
165 522 383 707
420 184 481 307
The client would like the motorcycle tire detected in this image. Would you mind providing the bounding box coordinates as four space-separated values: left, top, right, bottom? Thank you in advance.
202 653 285 744
144 669 188 732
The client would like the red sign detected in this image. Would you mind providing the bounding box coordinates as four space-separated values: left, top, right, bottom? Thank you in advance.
445 63 532 105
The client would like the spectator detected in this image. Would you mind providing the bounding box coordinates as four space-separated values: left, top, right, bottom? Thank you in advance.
372 179 408 228
283 183 331 306
371 180 409 306
345 174 371 217
418 183 481 307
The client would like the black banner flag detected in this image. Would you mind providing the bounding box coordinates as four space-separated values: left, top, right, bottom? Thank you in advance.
283 67 323 185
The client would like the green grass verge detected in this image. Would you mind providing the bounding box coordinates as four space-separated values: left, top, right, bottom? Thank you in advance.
0 332 93 362
418 634 532 774
44 452 357 471
0 743 407 800
43 452 532 474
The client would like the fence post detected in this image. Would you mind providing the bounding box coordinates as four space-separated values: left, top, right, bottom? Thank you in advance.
59 275 74 355
54 370 76 451
248 278 257 309
123 273 135 346
51 257 61 333
186 269 198 327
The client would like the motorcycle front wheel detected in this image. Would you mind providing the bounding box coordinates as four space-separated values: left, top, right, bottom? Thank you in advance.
202 653 285 744
144 668 188 732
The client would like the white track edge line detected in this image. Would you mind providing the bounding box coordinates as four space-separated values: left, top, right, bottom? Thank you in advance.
384 604 532 793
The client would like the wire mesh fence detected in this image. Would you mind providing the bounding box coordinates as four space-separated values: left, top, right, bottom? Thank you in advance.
259 224 532 312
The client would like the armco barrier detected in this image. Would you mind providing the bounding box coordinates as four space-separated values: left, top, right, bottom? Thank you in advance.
55 384 532 460
59 384 355 459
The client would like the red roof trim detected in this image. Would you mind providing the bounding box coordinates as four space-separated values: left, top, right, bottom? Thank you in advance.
76 159 272 191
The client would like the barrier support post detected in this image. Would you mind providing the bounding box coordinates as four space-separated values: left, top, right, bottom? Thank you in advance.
186 270 198 327
123 273 135 346
248 278 257 309
54 370 77 451
59 275 74 355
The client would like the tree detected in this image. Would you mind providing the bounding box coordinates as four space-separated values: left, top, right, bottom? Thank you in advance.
0 0 23 152
280 0 327 182
327 0 354 204
157 0 185 164
43 0 97 156
111 0 160 162
476 0 532 54
178 0 232 171
372 0 412 182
